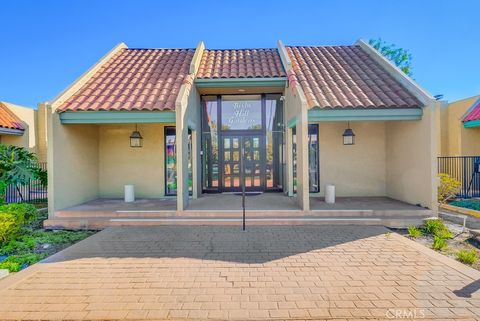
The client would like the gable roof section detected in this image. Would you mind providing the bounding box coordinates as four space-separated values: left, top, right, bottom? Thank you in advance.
463 97 480 122
0 102 25 131
58 48 195 112
196 49 286 79
286 45 422 109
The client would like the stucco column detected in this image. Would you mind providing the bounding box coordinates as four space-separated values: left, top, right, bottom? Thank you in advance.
285 127 294 196
46 104 55 218
175 82 201 210
175 117 189 211
295 109 310 211
191 130 200 199
36 103 48 163
430 101 440 212
46 105 100 217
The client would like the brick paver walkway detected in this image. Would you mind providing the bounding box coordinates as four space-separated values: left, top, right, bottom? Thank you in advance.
0 225 479 320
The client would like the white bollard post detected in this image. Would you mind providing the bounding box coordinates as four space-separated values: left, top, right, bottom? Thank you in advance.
124 185 135 203
325 184 335 204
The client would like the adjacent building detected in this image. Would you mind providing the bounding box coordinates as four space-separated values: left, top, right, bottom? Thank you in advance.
0 101 47 161
440 95 480 156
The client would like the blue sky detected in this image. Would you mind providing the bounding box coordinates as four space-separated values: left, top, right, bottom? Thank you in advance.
1 0 479 108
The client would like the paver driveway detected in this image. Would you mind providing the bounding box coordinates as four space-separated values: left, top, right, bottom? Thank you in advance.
1 225 479 320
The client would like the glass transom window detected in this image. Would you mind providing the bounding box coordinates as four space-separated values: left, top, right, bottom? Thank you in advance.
221 95 262 130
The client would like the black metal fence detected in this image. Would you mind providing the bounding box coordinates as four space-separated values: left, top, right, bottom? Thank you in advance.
438 156 480 198
4 162 47 204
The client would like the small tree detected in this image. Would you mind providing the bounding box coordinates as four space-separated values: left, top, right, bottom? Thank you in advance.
438 173 461 203
369 38 413 76
0 145 47 202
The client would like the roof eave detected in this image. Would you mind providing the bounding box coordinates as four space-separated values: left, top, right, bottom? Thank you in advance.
464 120 480 128
308 107 423 122
460 96 480 121
0 127 24 135
195 77 287 88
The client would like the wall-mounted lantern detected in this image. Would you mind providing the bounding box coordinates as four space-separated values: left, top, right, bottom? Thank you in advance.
130 124 143 148
342 122 355 145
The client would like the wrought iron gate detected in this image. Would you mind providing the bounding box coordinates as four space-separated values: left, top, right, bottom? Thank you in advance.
438 156 480 198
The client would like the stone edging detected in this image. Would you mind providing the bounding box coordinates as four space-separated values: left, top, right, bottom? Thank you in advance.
37 207 48 214
392 232 480 280
440 203 480 218
0 269 8 280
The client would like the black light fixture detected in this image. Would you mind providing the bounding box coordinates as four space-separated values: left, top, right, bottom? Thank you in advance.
342 122 355 145
130 124 143 148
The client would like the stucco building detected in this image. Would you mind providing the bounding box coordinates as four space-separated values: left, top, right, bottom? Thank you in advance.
440 95 480 156
0 101 47 161
44 40 439 229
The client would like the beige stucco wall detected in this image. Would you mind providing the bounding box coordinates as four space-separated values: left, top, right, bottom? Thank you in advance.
313 121 387 197
440 95 480 156
460 127 480 156
385 103 438 210
98 123 173 198
439 101 449 156
47 111 99 214
0 133 29 149
309 106 437 211
36 103 48 162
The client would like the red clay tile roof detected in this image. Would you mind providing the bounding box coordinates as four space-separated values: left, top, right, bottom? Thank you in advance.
58 48 195 112
463 99 480 122
286 46 422 109
196 49 286 79
0 102 25 131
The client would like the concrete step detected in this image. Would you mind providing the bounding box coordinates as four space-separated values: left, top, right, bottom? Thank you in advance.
55 209 431 218
44 215 428 230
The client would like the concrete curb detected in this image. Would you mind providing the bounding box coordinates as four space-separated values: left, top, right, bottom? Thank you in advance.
0 269 8 280
439 204 480 229
392 232 480 281
440 203 480 218
37 207 48 215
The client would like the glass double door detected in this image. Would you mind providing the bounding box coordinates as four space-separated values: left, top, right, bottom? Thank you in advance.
220 135 265 191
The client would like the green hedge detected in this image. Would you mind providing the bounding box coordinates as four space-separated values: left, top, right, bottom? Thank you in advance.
0 203 37 244
0 213 21 244
0 203 37 223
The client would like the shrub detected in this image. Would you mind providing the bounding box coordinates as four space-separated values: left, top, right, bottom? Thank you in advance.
0 235 36 255
0 260 21 272
456 249 478 265
0 212 21 244
0 181 6 205
0 253 46 272
433 236 447 250
435 228 453 239
423 218 452 238
0 203 37 245
438 173 461 203
31 230 94 245
0 145 47 202
0 203 37 223
407 226 422 238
